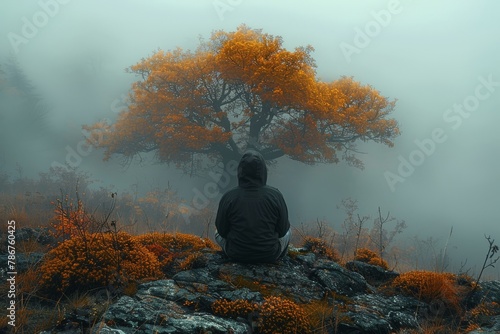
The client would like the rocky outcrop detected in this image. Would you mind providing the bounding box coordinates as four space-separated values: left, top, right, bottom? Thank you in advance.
312 259 372 297
102 294 250 334
0 227 52 276
87 252 417 333
0 252 45 274
14 227 55 245
345 260 399 285
36 249 500 334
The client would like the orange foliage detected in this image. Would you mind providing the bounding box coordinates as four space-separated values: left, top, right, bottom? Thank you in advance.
219 273 278 298
84 25 399 173
465 300 500 330
39 232 162 294
51 198 91 239
133 232 218 252
391 271 460 312
212 297 311 334
302 236 340 262
259 296 312 334
355 248 389 270
134 232 217 275
177 253 207 271
211 299 259 319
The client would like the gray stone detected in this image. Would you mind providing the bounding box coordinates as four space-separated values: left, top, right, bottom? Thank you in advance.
0 252 45 274
352 294 424 330
312 260 370 296
218 260 325 302
41 247 500 334
91 325 127 334
102 295 250 334
345 260 399 285
467 315 500 333
137 279 179 300
480 280 500 303
15 227 55 245
341 310 391 333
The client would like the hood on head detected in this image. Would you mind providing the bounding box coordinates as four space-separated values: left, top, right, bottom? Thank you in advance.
237 150 267 187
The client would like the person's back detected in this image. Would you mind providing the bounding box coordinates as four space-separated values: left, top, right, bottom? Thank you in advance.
215 150 290 263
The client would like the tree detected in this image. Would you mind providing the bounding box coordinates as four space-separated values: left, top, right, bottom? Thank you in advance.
369 207 407 259
84 25 399 180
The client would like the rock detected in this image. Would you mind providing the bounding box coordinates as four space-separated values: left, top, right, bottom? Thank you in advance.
288 246 317 266
102 295 250 334
0 252 45 275
340 310 392 334
345 260 399 285
179 269 263 306
15 227 55 245
312 259 372 296
91 326 127 334
217 259 325 302
137 279 180 300
480 280 500 303
468 315 500 333
351 294 424 331
462 280 500 309
41 246 500 334
139 277 261 314
339 293 427 334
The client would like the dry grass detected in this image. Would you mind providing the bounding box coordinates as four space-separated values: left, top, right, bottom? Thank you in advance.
354 247 389 269
392 270 461 313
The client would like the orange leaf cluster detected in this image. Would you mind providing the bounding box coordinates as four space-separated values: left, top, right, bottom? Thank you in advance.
355 248 389 270
39 232 162 294
214 26 316 108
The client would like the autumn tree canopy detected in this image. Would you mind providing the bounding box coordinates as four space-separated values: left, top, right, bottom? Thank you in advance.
85 25 399 176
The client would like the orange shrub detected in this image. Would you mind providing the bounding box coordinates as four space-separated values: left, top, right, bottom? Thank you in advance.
39 232 162 294
144 243 175 269
51 199 92 239
134 232 218 252
259 296 312 334
391 270 460 312
177 253 207 271
212 299 259 319
134 232 218 275
301 236 339 262
355 248 389 270
212 297 312 334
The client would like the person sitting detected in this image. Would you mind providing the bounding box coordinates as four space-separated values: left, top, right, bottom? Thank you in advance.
214 149 291 263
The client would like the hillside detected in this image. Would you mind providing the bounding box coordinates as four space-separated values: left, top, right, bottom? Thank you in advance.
1 228 499 333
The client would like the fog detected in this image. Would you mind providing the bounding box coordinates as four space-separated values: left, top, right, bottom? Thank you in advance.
1 0 499 277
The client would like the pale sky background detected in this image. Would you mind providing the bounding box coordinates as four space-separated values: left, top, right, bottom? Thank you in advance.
1 0 499 276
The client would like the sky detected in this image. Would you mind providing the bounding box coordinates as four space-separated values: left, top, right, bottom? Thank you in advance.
0 0 499 276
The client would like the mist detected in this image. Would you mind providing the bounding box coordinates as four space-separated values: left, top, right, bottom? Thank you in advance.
1 0 499 277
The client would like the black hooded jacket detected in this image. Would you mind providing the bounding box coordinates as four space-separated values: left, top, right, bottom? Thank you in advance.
215 150 290 263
